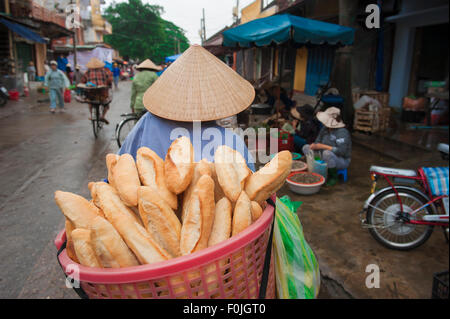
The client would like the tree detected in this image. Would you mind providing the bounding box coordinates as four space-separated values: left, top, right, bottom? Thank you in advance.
103 0 190 64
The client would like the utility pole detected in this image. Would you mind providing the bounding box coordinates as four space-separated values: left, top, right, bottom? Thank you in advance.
200 8 206 45
233 0 240 24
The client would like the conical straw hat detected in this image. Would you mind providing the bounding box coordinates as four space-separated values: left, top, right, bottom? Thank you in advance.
143 45 255 122
86 57 105 69
137 59 162 71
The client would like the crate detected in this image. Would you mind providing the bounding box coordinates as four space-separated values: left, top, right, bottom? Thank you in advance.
353 107 391 133
352 90 390 108
432 271 449 299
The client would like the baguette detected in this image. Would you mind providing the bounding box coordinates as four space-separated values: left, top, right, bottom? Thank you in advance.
232 191 253 236
180 175 215 255
90 182 143 227
250 201 263 222
136 147 178 210
54 191 99 229
245 151 292 205
208 197 232 247
93 182 171 264
106 153 120 188
112 154 141 207
71 229 102 268
138 186 182 258
164 136 194 194
214 145 250 202
65 219 79 263
209 163 226 203
181 159 212 221
90 215 140 267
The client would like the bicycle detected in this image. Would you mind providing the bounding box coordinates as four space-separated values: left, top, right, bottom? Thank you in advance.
76 85 111 139
360 143 449 250
116 110 146 148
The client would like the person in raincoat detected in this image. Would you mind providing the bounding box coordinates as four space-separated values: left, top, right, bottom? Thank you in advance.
44 60 70 113
130 59 161 115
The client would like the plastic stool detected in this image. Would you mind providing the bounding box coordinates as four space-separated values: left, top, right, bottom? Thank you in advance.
337 168 348 182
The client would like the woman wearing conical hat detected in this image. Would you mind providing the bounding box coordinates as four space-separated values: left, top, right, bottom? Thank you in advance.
130 59 162 114
119 45 255 170
302 107 352 186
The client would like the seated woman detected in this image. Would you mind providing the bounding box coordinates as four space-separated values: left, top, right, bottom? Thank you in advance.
302 107 351 186
290 104 320 154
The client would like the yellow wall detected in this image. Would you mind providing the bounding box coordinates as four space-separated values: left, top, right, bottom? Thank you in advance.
241 0 278 24
293 48 308 92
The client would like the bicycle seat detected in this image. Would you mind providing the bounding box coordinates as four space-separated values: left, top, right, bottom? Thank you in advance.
370 165 417 177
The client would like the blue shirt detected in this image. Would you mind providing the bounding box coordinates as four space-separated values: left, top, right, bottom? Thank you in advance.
119 112 255 171
113 67 120 77
57 57 68 72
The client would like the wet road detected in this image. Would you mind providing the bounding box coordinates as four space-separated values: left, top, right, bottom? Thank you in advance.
0 82 131 298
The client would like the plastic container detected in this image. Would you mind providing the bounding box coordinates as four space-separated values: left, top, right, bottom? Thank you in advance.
291 160 307 173
306 152 328 180
269 130 294 152
286 172 325 195
8 90 19 101
55 200 276 299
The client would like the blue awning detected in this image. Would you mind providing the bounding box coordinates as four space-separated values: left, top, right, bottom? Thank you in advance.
0 18 46 44
165 54 181 63
223 14 354 48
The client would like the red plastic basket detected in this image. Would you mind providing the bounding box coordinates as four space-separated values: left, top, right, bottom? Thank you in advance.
54 200 276 299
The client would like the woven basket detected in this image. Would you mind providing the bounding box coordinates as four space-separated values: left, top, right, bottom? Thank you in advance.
55 201 276 299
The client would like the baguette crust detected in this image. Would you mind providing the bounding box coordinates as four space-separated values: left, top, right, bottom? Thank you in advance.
113 154 141 207
181 159 212 221
136 147 178 210
55 191 99 229
180 175 215 255
208 197 232 247
209 163 226 203
250 201 263 222
138 186 182 258
245 151 292 204
232 191 253 236
106 154 120 188
71 229 102 268
164 136 194 194
214 145 250 202
65 219 79 263
90 215 139 267
93 182 172 264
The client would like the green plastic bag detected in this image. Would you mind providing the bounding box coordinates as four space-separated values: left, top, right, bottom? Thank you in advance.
273 196 320 299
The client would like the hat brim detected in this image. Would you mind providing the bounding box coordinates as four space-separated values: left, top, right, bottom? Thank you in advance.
317 111 346 128
290 108 301 120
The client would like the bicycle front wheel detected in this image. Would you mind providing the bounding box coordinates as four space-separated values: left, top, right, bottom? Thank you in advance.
117 117 138 148
366 188 434 250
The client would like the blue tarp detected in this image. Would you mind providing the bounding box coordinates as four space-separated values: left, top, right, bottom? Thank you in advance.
0 18 46 44
165 54 181 63
223 14 354 48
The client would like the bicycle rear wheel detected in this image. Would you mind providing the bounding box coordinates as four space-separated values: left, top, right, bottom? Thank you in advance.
91 105 103 138
366 188 434 250
117 117 138 148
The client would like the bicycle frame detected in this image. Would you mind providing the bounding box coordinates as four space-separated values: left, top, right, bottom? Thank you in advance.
369 169 449 227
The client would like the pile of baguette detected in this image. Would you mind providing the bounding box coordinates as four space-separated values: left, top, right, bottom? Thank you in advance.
55 137 292 269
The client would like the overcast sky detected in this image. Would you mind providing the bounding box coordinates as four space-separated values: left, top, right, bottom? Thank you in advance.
103 0 256 44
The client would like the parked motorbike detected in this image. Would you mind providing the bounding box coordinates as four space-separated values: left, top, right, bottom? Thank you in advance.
360 143 449 250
